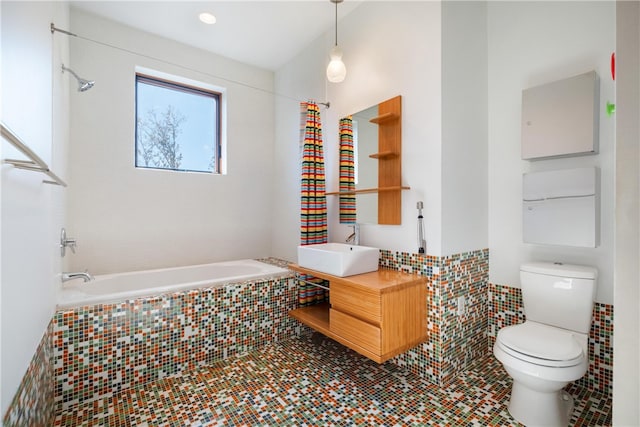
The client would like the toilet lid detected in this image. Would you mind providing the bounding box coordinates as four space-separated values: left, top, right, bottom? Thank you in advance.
497 322 583 364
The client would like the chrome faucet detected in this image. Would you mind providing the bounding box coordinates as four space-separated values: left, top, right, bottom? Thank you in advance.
345 223 360 246
62 271 93 283
60 228 77 257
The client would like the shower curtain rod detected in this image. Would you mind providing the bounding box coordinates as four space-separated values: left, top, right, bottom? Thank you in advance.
50 23 330 109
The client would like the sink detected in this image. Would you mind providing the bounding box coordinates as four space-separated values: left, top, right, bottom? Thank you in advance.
297 243 379 277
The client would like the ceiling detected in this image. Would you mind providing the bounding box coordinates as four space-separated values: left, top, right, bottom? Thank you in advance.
70 1 363 71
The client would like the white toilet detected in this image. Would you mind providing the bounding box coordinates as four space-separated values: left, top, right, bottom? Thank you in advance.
493 262 597 427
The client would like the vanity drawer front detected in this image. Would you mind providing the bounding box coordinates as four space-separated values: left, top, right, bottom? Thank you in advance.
330 284 380 323
330 309 381 354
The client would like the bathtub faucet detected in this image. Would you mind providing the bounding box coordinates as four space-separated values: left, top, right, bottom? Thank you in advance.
62 271 94 283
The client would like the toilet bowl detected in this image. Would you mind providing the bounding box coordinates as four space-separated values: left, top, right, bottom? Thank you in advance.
493 262 597 427
494 321 588 426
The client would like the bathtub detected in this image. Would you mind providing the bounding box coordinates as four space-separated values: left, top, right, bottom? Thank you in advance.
57 259 290 308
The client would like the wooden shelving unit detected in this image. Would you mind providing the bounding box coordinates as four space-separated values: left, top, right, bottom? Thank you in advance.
326 186 410 196
374 96 402 225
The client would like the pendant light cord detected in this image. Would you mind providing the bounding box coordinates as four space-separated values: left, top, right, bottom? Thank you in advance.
334 0 338 47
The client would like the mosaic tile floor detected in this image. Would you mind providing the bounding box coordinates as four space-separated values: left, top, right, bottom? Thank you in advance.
53 334 612 426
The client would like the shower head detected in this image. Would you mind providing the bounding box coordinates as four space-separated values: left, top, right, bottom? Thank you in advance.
61 64 94 92
78 79 95 92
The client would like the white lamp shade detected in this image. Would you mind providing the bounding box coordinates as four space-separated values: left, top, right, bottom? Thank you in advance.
326 46 346 83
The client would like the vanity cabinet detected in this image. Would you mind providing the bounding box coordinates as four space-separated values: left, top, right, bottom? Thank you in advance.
288 265 427 363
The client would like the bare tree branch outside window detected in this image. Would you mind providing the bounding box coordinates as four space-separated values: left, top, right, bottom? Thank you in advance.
137 105 186 170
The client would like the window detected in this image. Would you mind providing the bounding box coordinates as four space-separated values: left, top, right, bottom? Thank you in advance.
135 73 221 173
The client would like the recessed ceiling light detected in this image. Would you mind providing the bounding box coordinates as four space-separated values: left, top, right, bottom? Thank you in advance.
199 12 216 25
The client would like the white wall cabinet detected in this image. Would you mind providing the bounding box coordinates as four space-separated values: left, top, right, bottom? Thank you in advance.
521 71 599 160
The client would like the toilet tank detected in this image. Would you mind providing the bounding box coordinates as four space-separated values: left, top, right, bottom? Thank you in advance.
520 262 597 334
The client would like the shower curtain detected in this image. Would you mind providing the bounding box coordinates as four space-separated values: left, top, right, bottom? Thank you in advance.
339 116 356 224
299 101 329 306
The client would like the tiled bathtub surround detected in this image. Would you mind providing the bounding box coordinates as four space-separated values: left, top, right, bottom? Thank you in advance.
2 325 55 427
380 249 490 386
488 282 614 398
51 274 298 410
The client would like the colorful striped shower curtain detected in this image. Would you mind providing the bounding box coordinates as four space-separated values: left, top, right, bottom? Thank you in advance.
299 101 329 306
339 116 356 224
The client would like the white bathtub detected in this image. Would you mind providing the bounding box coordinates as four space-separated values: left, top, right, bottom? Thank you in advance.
57 259 290 308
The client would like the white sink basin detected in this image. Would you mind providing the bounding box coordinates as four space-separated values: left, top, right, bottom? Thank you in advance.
297 243 379 277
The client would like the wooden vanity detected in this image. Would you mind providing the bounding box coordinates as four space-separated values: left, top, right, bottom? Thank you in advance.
288 264 427 363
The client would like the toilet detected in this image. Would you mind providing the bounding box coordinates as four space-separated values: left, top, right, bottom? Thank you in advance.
493 262 597 427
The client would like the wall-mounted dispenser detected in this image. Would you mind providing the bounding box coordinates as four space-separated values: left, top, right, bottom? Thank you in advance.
523 167 599 247
521 71 599 160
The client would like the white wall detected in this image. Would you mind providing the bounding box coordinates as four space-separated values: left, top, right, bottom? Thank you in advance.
271 38 327 262
441 1 488 255
272 1 442 262
487 1 616 304
613 1 640 423
67 9 275 274
1 1 69 415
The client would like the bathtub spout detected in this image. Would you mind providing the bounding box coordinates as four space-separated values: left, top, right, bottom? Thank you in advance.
62 271 94 283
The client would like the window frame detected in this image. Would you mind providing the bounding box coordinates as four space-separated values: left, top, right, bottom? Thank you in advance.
135 72 222 174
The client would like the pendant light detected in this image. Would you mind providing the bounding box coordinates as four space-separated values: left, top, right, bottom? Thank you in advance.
326 0 346 83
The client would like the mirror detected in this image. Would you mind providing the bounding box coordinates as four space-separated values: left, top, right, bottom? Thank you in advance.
336 95 404 225
352 106 379 224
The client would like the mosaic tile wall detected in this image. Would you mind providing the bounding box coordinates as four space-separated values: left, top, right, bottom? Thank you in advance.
488 282 614 398
438 251 490 384
380 250 441 384
2 323 54 427
380 248 490 386
51 275 298 410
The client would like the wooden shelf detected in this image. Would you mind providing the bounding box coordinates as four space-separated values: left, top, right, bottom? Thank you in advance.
290 303 383 362
289 302 330 334
369 151 398 159
326 186 409 196
369 112 399 124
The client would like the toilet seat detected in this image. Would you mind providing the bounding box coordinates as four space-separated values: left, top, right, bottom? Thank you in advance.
496 321 584 368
